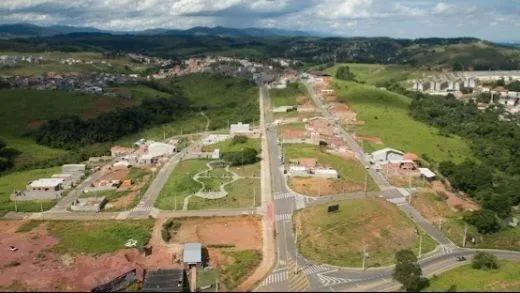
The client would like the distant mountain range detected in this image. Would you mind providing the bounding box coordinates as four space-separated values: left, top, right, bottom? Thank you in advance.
0 23 314 39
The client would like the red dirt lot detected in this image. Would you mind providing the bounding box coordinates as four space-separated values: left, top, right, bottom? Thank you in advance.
289 177 363 196
431 181 480 212
0 220 175 292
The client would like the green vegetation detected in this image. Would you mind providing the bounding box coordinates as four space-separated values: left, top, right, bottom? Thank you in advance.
198 269 218 291
203 137 261 153
425 261 520 292
326 63 426 86
161 218 181 242
188 178 260 210
270 82 307 107
393 249 429 292
411 192 519 251
283 144 378 192
198 167 233 192
15 220 43 233
155 159 208 210
219 249 262 290
294 198 436 267
335 65 356 81
0 167 59 216
222 148 258 166
0 137 19 172
47 220 154 255
472 251 499 270
331 80 473 163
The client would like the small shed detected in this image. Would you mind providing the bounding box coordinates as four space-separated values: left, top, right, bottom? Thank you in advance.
183 243 202 267
418 168 436 181
143 269 185 292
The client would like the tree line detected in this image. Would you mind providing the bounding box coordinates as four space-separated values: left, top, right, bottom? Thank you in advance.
35 97 188 149
408 92 519 233
0 138 19 173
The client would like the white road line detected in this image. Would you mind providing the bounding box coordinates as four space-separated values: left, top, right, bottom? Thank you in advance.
302 264 330 275
275 213 291 221
317 270 356 287
274 192 294 200
260 270 289 286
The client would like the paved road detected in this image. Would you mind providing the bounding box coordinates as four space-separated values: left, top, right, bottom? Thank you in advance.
49 169 106 212
255 82 520 292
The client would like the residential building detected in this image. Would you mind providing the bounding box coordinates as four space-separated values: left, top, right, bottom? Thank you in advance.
230 122 251 135
183 243 202 268
369 148 404 164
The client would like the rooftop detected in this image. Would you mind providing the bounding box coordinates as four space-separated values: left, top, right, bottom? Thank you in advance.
183 243 202 264
29 178 64 188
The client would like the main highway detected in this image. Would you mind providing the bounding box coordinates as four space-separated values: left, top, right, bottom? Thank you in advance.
255 82 520 292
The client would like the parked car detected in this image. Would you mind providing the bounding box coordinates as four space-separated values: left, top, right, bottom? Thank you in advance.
456 256 467 261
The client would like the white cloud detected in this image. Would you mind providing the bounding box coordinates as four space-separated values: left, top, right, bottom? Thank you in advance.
433 2 453 14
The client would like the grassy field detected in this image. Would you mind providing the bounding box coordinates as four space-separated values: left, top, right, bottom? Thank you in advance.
0 51 153 75
283 144 378 193
0 167 60 216
270 82 307 107
47 220 154 255
331 80 473 164
294 198 436 267
325 63 427 86
155 159 207 210
425 260 520 292
188 178 260 210
202 138 261 153
411 191 519 251
219 249 262 290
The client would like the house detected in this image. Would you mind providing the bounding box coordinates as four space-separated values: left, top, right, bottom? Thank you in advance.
230 122 251 136
51 173 75 189
369 148 404 164
111 146 134 157
202 134 230 145
418 168 436 181
211 149 220 159
288 166 311 177
143 269 185 293
62 164 86 180
183 243 202 268
297 104 315 113
113 161 131 168
313 168 339 179
147 142 176 157
28 178 64 192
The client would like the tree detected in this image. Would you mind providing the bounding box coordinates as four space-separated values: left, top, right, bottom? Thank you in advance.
506 80 520 91
335 65 356 81
464 209 500 234
232 135 248 145
0 137 20 172
472 251 499 270
482 192 512 219
393 249 429 292
222 147 258 166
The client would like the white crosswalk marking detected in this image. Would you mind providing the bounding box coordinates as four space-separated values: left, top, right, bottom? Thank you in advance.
274 192 294 200
260 270 289 286
301 264 330 275
317 271 355 287
275 213 291 221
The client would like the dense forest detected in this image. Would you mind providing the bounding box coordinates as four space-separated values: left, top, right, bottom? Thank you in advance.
35 97 188 149
409 92 520 233
1 33 519 70
0 138 19 172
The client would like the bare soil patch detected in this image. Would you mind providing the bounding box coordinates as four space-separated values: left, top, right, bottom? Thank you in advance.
431 181 480 212
289 177 363 196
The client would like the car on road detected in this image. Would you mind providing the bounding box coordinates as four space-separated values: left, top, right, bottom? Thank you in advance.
456 256 467 261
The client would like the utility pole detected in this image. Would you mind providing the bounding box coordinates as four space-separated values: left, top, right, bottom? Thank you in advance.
253 188 256 208
418 232 423 258
215 278 218 292
362 245 367 271
14 191 17 212
462 222 468 248
364 172 368 195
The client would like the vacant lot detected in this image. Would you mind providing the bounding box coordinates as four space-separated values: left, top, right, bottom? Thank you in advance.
189 178 260 210
325 63 427 86
425 261 520 292
0 167 59 216
155 159 207 210
283 144 378 195
270 82 308 107
202 137 261 153
412 191 519 251
294 198 436 267
167 216 262 291
331 80 473 164
0 219 155 292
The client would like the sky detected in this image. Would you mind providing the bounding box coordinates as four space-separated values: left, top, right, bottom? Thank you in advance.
0 0 519 41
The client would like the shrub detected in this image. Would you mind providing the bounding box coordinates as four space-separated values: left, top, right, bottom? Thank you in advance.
472 251 499 270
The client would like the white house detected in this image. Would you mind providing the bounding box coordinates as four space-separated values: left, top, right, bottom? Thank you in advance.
147 142 176 157
418 168 436 181
369 148 404 164
28 178 64 193
230 122 251 135
288 166 311 177
313 168 339 179
51 173 74 189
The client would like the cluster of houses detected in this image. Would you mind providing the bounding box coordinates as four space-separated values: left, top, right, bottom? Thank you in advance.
0 72 140 94
110 139 177 167
13 164 86 201
0 55 45 66
287 158 339 179
368 148 436 181
127 53 175 67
